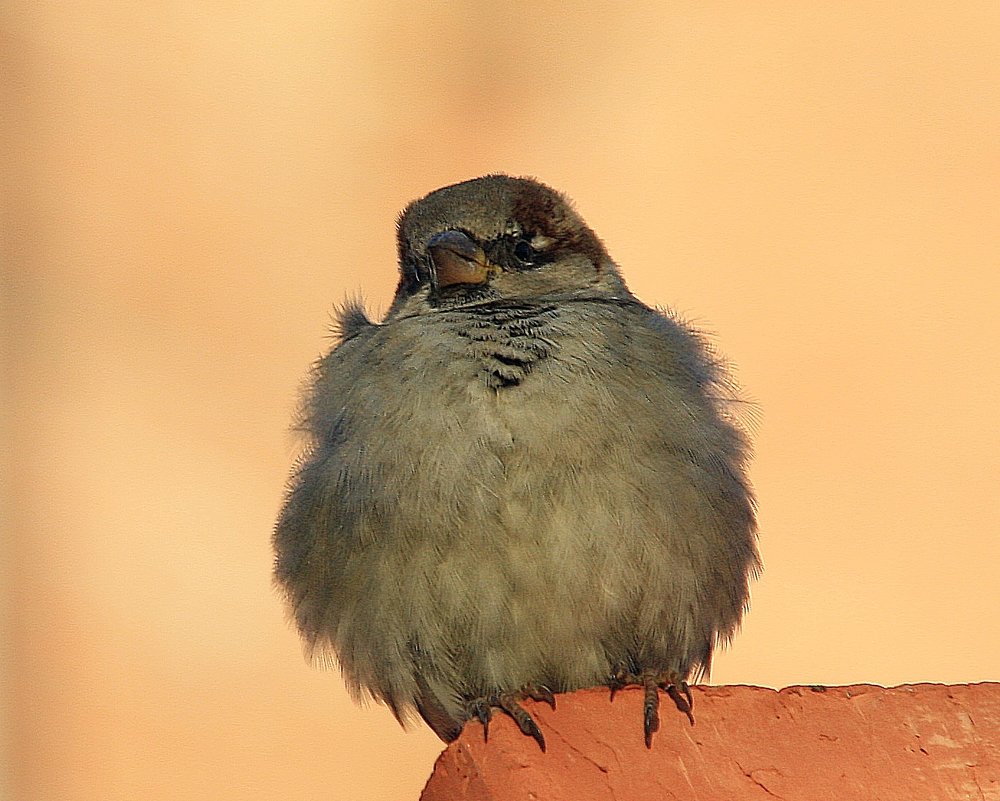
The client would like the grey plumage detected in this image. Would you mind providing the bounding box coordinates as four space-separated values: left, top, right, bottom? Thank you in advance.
274 175 759 748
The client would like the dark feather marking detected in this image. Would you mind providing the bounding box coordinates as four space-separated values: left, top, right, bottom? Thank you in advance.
447 303 559 390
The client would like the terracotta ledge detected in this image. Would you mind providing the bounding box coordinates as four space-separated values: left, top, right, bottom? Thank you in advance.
420 683 1000 800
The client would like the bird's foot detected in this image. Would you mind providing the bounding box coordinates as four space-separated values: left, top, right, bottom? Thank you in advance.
467 684 556 752
608 666 694 748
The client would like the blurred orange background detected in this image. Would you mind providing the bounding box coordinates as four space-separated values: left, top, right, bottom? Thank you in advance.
4 3 999 799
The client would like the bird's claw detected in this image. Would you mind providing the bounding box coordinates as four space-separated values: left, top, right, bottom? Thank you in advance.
466 686 552 752
520 683 557 710
607 666 695 747
469 699 494 742
666 681 695 726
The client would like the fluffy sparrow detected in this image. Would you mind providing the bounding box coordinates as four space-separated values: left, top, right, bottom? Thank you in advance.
274 175 759 750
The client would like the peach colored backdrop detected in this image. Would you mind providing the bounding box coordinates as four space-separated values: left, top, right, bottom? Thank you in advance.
4 3 999 800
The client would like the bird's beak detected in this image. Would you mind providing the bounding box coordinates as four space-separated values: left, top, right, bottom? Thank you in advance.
427 231 493 288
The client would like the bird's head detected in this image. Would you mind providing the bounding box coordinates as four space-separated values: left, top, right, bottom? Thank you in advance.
387 175 630 317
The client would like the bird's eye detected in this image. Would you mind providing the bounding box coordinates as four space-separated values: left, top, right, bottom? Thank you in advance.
513 239 537 265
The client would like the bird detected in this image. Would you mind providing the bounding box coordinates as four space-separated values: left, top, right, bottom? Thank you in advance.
273 174 759 751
